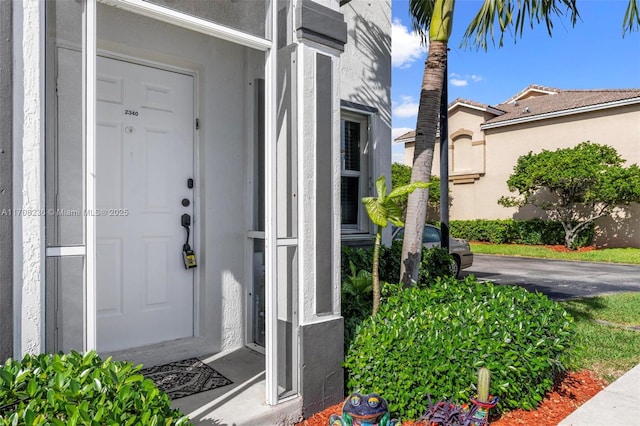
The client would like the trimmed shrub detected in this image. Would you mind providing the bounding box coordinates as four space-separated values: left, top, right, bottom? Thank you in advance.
344 276 574 420
450 219 594 248
0 351 190 425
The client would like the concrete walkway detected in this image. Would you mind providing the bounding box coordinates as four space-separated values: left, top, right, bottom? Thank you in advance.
558 363 640 426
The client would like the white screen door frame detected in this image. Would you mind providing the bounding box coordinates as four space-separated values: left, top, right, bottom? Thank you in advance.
67 0 284 406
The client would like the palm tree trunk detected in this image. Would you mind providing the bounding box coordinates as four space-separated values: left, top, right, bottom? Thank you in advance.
372 226 382 314
400 40 448 286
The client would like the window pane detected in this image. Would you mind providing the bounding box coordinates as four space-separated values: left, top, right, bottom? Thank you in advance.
423 226 441 243
144 0 268 39
341 120 360 172
341 176 359 226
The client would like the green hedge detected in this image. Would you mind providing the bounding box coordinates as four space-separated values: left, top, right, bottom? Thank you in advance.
344 276 574 420
449 219 594 248
0 351 190 426
341 240 454 287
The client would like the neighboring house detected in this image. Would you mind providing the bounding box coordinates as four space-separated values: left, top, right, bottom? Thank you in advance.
1 0 390 422
396 85 640 248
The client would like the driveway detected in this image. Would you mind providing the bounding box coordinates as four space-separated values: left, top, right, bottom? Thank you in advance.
460 254 640 300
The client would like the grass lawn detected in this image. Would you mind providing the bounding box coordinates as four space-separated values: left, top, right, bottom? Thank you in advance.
561 293 640 383
470 242 640 265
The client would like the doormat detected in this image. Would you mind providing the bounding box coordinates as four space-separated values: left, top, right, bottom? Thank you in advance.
140 358 232 400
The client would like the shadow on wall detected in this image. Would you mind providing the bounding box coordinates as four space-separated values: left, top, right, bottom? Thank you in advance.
594 204 640 248
510 193 640 248
347 9 391 128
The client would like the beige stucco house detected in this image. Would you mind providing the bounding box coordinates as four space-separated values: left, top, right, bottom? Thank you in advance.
396 85 640 248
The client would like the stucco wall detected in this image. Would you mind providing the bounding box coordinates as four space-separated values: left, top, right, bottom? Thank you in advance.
447 105 640 247
13 0 45 358
339 0 392 193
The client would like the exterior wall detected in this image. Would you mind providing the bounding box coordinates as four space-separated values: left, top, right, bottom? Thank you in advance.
403 141 415 166
0 0 13 361
339 0 392 245
447 104 640 247
13 0 45 358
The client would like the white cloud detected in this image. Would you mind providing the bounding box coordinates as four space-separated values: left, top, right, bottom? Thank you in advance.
449 73 483 87
392 19 426 69
392 96 419 119
451 79 468 87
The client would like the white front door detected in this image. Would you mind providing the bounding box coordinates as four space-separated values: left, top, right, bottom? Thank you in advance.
96 56 195 352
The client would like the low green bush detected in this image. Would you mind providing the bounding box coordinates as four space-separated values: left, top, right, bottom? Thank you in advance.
0 351 190 426
450 219 594 248
344 276 574 420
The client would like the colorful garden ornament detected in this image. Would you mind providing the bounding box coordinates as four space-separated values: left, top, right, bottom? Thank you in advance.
470 367 499 425
329 392 399 426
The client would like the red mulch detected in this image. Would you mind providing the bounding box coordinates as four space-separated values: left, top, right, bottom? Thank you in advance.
296 370 605 426
546 245 597 253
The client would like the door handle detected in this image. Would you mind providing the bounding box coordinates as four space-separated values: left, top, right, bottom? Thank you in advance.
181 214 196 269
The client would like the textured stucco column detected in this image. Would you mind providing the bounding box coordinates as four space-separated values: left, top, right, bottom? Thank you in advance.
295 0 347 418
0 0 14 362
13 0 45 357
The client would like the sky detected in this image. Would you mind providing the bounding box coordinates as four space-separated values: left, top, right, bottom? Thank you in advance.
391 0 640 163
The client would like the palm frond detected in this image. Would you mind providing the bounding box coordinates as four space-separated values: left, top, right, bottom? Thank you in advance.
409 0 436 44
623 0 640 35
462 0 580 50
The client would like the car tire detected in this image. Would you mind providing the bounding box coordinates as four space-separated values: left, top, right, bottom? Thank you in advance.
449 256 461 278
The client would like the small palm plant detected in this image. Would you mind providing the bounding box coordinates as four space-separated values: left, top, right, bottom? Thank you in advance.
362 175 429 314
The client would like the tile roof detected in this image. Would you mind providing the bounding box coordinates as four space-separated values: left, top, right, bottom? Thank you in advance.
395 130 416 141
484 87 640 125
393 85 640 141
449 97 496 111
502 84 563 103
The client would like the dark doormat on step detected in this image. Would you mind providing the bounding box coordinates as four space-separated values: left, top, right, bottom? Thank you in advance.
140 358 232 400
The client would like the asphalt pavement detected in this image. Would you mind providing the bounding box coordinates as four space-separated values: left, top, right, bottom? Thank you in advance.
460 254 640 300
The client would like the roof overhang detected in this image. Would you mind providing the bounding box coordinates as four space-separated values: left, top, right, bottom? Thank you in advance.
449 101 504 116
394 136 415 144
481 97 640 130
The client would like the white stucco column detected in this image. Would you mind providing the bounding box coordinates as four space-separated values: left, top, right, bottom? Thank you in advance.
13 0 45 357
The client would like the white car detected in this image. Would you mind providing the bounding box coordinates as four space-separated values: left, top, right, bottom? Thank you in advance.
392 225 474 277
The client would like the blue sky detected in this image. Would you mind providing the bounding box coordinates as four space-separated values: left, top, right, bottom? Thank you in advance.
391 0 640 163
